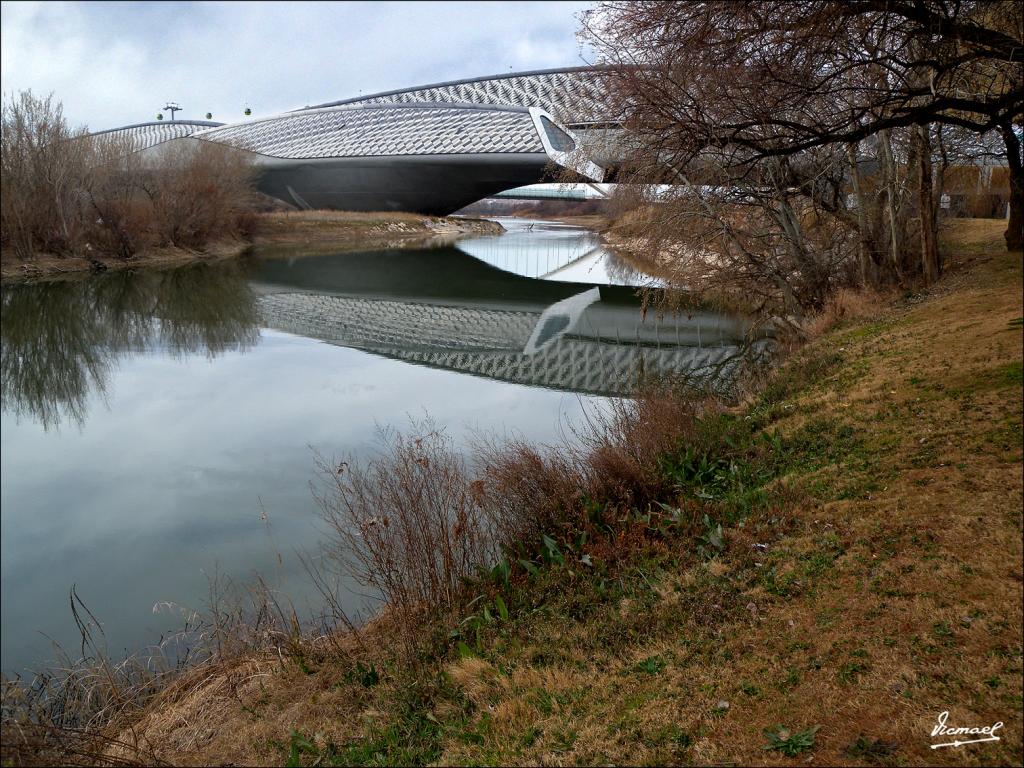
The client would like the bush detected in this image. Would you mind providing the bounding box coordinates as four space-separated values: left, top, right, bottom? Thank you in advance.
1 90 256 260
313 389 711 655
0 91 91 258
314 423 496 654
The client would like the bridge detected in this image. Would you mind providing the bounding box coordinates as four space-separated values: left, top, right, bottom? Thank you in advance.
90 67 623 215
490 182 612 202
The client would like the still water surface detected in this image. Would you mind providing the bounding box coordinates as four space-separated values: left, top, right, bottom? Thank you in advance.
0 219 765 676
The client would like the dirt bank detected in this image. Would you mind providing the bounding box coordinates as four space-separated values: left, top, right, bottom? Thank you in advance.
0 212 504 284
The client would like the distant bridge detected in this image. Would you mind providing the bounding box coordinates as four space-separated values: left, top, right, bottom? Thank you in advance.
491 183 612 201
91 67 626 214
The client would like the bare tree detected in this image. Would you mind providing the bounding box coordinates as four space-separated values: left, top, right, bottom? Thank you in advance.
1 91 91 258
580 0 1023 297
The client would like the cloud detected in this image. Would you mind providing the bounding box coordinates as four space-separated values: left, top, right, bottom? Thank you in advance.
1 0 594 130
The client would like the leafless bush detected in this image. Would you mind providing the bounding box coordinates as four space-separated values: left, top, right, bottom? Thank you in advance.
1 90 256 262
137 139 257 249
313 422 496 653
311 391 709 652
1 91 91 259
802 286 893 339
474 388 705 545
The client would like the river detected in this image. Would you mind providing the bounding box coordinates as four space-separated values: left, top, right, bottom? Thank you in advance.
0 218 769 677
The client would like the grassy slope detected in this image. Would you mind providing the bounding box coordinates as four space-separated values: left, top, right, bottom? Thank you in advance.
114 220 1021 767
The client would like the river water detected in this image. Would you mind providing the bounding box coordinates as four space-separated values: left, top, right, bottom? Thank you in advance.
0 218 768 676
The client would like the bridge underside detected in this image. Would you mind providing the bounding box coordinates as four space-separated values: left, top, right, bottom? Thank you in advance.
250 153 559 216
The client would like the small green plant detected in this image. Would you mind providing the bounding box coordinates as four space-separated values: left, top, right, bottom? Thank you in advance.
286 730 339 766
451 591 512 653
1000 360 1022 385
349 661 378 688
489 556 511 587
518 558 540 577
494 594 509 622
634 655 666 676
763 724 820 756
837 660 870 684
295 653 315 675
540 534 565 565
696 514 725 558
845 735 897 762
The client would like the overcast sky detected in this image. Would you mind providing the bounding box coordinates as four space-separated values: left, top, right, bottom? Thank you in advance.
1 0 595 131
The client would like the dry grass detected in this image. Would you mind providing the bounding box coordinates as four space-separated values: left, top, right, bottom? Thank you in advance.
250 211 502 250
313 423 496 656
473 390 707 547
802 286 894 339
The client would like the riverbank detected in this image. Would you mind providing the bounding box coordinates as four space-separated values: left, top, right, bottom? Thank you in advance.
5 220 1020 766
0 212 503 284
501 211 610 231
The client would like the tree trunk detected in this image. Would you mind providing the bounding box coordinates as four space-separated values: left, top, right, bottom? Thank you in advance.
847 142 874 287
878 129 904 281
933 124 948 224
1001 123 1023 252
914 124 940 283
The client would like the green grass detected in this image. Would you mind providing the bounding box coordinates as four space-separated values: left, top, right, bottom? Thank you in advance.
763 724 820 756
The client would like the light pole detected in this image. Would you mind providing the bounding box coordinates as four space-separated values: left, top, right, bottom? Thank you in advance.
163 102 182 121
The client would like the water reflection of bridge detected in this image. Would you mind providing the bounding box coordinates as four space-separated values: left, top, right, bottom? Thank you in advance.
453 218 651 285
255 290 769 396
248 229 773 396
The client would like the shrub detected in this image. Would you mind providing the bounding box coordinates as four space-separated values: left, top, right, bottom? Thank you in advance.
1 90 256 261
314 423 496 653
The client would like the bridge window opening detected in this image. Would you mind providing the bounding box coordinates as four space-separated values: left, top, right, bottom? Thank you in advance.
540 116 576 153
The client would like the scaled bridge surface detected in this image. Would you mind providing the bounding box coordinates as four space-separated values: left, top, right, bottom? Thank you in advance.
88 119 223 152
198 104 546 159
306 67 611 127
91 67 615 214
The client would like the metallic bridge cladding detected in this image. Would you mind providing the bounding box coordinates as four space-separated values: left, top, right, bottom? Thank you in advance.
88 67 616 213
196 104 545 159
88 120 224 152
298 66 625 169
186 102 600 214
301 66 612 127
